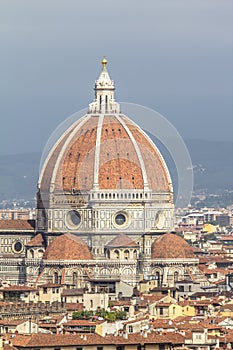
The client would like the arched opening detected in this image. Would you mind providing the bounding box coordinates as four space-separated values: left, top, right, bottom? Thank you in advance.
106 250 110 259
38 249 44 259
73 272 78 286
155 272 161 287
124 249 130 260
174 271 179 282
29 249 34 259
133 249 137 259
53 272 60 284
114 250 119 259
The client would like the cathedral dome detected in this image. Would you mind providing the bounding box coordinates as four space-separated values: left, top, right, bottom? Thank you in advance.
43 233 92 260
37 58 174 235
151 233 195 259
38 59 172 196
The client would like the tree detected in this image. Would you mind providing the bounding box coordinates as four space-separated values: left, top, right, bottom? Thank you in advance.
72 311 84 320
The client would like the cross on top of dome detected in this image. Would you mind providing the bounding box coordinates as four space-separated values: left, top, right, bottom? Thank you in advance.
88 57 120 114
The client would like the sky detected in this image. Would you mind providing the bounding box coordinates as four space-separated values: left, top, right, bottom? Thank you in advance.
0 0 232 155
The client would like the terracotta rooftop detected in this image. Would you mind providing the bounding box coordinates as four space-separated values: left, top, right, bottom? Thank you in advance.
151 233 196 259
64 319 103 327
65 302 84 312
222 303 233 311
0 219 35 231
1 285 38 292
140 293 165 303
106 233 138 247
220 236 233 241
61 288 85 296
199 256 232 264
4 346 18 350
43 233 93 260
26 233 44 246
12 332 184 347
38 283 62 288
123 317 148 325
0 319 27 326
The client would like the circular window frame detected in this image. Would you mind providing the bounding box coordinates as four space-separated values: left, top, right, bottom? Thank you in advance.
65 210 82 229
12 241 24 254
112 211 130 229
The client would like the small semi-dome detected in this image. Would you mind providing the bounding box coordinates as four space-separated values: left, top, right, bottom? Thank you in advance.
26 233 44 247
43 233 92 260
151 233 195 259
106 234 138 248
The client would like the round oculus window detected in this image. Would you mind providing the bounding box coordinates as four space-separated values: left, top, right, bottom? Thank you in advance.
115 213 127 226
66 210 81 228
12 241 23 253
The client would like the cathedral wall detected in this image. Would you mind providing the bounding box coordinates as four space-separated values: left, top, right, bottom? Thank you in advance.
37 203 173 235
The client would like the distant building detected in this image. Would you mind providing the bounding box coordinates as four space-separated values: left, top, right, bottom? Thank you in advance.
0 208 35 220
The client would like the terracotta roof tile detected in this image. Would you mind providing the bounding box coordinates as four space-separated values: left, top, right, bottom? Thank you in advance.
0 219 35 230
64 319 103 327
43 233 93 260
26 233 44 246
61 288 84 296
151 233 196 259
1 285 38 292
65 302 84 311
106 233 138 247
39 115 171 193
12 332 184 347
38 283 61 288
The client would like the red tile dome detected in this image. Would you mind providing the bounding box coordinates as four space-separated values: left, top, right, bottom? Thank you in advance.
39 114 172 194
151 233 195 259
43 233 92 260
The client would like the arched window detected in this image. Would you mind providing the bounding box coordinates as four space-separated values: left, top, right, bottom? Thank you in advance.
124 249 130 260
174 271 179 282
106 250 110 259
54 272 59 284
73 272 78 286
155 272 161 286
133 249 137 259
114 250 119 259
29 249 34 259
38 249 44 258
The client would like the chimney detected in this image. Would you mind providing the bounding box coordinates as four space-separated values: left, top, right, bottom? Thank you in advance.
168 289 171 303
123 332 128 339
129 305 134 318
0 336 3 350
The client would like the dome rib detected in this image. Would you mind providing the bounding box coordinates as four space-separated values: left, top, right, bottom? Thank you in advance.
115 114 149 190
50 115 92 191
93 114 104 190
39 114 87 189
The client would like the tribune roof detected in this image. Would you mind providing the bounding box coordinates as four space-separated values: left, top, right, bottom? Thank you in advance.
151 233 196 259
106 233 138 247
43 233 93 260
